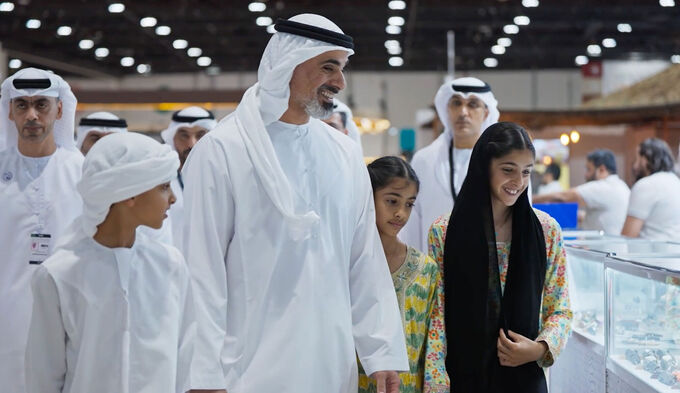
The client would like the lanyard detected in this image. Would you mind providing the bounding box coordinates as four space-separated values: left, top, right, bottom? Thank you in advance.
448 140 458 201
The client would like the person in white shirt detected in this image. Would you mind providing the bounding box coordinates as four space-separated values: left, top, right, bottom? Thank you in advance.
533 149 630 235
536 163 563 195
0 68 83 393
25 132 193 393
400 77 500 252
622 138 680 241
161 106 217 250
182 14 408 393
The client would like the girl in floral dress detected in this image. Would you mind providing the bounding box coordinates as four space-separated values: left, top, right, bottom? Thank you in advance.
428 122 572 393
358 156 449 393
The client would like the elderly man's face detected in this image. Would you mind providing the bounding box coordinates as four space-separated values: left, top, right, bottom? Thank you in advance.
447 94 489 142
289 50 349 119
9 96 62 143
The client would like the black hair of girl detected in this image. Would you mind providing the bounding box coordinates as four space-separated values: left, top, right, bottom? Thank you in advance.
483 122 536 164
367 156 420 193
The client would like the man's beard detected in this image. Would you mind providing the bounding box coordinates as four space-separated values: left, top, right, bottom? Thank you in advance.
304 85 337 119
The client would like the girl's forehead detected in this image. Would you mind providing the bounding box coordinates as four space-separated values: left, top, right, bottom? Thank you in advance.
381 177 417 191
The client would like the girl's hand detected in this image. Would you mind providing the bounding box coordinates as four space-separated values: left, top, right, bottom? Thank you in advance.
496 329 548 367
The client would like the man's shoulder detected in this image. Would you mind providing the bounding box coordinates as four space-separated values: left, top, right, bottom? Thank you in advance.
136 235 188 274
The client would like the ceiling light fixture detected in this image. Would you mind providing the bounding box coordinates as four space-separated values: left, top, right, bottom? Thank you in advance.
248 2 266 12
256 16 273 26
388 56 404 67
503 24 519 34
484 57 498 68
56 26 72 36
388 0 406 10
108 3 125 13
0 2 15 12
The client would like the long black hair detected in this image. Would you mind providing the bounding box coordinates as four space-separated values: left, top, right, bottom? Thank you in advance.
367 156 420 192
443 122 547 393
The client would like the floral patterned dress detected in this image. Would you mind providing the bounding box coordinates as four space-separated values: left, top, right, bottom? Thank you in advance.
427 209 572 369
358 246 450 393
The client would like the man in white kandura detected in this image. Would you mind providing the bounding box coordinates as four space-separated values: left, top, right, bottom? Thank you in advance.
183 14 408 393
161 106 216 250
0 67 83 393
400 77 499 252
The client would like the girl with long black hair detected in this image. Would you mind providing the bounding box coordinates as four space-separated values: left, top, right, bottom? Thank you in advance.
427 122 572 392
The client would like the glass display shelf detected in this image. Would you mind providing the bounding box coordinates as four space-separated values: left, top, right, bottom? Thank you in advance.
605 255 680 393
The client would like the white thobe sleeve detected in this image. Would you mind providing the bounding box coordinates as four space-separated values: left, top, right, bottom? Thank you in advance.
176 258 196 393
349 161 410 376
25 266 66 393
182 136 234 389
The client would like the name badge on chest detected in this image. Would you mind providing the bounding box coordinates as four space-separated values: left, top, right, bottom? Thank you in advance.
29 233 51 264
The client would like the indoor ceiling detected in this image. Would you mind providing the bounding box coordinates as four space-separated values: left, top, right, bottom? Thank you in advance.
1 0 679 77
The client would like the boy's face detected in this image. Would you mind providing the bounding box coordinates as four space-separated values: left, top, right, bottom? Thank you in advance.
130 182 176 229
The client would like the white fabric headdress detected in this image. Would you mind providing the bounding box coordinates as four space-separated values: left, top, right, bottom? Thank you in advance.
232 13 354 240
332 98 362 148
0 67 78 152
433 76 499 141
77 132 179 237
76 111 128 149
160 106 217 150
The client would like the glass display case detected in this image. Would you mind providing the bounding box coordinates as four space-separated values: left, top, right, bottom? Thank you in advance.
606 255 680 392
549 239 680 393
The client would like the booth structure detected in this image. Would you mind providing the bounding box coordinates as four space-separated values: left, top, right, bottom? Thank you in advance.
550 233 680 393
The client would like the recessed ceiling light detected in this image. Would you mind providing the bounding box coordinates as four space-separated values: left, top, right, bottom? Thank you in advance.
388 16 405 26
671 55 680 63
388 56 404 67
256 16 273 26
248 2 266 12
386 25 401 34
522 0 539 7
484 57 498 68
514 16 530 26
388 0 406 10
26 19 41 29
108 3 125 13
617 23 632 33
8 59 21 69
266 24 276 34
79 39 94 50
197 56 212 66
602 38 617 48
173 39 188 49
140 17 157 28
155 25 171 36
660 0 675 7
120 57 134 67
587 44 602 56
0 2 15 12
387 46 402 55
575 55 589 66
56 25 72 36
384 40 400 49
491 45 506 55
498 37 512 47
503 24 519 34
187 47 202 57
136 64 151 74
95 47 109 58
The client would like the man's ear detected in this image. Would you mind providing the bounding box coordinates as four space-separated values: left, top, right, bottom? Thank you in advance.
119 197 136 208
55 99 63 120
